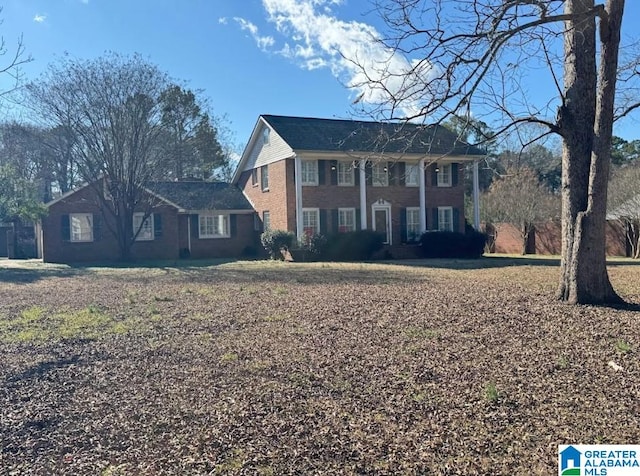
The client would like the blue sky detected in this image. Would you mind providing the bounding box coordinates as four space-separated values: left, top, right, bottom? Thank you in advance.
1 0 640 152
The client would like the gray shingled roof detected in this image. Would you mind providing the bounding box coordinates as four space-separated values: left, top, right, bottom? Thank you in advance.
261 115 486 156
146 182 253 211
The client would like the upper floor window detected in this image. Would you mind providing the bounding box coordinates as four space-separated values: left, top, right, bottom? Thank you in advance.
372 163 388 187
337 161 354 186
301 160 319 185
70 213 93 242
251 169 258 186
405 164 420 187
199 214 230 238
338 208 356 233
437 164 452 187
438 206 454 232
133 213 154 241
262 128 270 145
261 165 269 191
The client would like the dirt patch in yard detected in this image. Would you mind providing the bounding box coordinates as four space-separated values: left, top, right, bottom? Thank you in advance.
1 259 639 475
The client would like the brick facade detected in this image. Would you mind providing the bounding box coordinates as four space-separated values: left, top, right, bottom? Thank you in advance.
42 183 259 263
241 157 467 244
490 220 629 257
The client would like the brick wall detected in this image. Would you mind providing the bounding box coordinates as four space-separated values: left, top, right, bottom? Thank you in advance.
189 213 261 259
239 159 292 231
43 185 182 263
490 220 629 257
42 184 260 263
241 158 467 244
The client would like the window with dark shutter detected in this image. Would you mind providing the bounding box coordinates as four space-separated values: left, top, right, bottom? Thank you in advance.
330 161 338 185
318 160 326 185
61 215 71 241
319 209 328 235
191 214 199 239
154 213 163 239
400 207 407 243
93 214 102 242
230 215 237 237
331 209 339 234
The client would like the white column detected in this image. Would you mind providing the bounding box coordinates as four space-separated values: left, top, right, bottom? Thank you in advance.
419 158 426 233
294 155 304 241
359 160 367 229
473 160 481 230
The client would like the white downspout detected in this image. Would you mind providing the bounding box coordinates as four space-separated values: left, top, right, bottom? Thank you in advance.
473 160 481 230
419 158 427 233
359 159 367 229
294 154 303 241
188 215 192 254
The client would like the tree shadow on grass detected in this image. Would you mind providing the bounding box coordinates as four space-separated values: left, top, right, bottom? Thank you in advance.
0 265 88 284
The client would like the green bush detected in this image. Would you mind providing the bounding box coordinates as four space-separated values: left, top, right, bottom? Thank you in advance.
322 230 385 261
419 230 486 259
299 233 327 256
261 230 295 260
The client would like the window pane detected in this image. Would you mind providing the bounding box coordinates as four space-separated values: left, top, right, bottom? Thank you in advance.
133 213 153 240
263 211 271 231
372 164 388 186
338 162 354 185
437 164 451 186
406 164 419 186
303 210 319 236
338 209 355 233
200 214 229 237
438 208 453 231
301 160 318 185
70 213 93 242
407 209 420 242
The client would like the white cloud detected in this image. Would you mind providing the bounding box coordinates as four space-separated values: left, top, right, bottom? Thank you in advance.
33 13 46 23
80 0 89 4
239 0 436 118
218 17 228 25
234 18 275 51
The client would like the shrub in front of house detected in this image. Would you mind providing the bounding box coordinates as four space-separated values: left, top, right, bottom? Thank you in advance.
321 230 385 261
261 230 295 260
292 233 327 261
419 230 487 259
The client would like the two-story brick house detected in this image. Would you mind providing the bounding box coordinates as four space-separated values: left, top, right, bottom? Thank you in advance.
233 115 485 251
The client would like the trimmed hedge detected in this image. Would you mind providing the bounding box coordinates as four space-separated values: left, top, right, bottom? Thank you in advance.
261 230 295 260
419 230 487 259
322 230 385 261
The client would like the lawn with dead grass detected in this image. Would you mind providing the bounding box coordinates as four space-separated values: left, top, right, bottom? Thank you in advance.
0 257 639 475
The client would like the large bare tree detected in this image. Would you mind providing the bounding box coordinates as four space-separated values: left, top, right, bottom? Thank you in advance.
351 0 633 304
26 53 169 261
483 167 560 254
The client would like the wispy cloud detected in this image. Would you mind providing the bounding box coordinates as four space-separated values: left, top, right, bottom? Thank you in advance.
235 18 275 51
218 17 228 25
80 0 89 4
237 0 436 117
33 13 47 23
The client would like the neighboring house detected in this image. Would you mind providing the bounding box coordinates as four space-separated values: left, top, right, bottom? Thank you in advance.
233 115 485 252
40 180 259 263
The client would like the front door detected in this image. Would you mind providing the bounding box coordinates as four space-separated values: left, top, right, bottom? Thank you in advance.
374 208 390 244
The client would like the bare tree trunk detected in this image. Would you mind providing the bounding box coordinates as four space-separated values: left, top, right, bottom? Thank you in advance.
558 0 624 304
